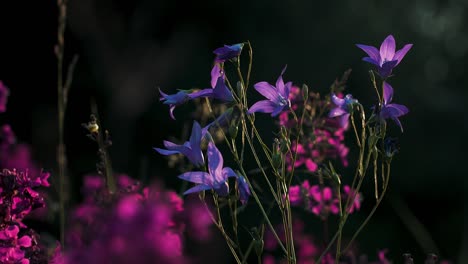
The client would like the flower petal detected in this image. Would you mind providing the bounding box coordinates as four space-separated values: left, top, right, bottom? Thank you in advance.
212 76 234 101
379 60 398 78
383 82 394 104
189 89 213 100
236 175 251 204
329 107 347 118
207 142 225 183
393 44 413 66
154 147 180 156
211 64 221 88
362 57 380 66
331 94 345 106
254 82 279 101
189 121 202 148
247 100 277 114
282 81 292 99
179 171 212 185
163 140 185 151
356 44 380 62
271 105 286 117
183 184 213 195
380 35 396 62
382 103 409 118
222 167 238 178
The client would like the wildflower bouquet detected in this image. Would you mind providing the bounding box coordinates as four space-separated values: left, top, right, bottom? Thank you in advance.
0 2 452 263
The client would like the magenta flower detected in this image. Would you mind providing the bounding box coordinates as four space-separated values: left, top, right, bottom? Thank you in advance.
189 64 234 102
329 93 358 128
356 35 413 78
154 121 205 167
159 89 191 120
213 43 244 62
380 82 409 132
248 66 292 117
310 185 339 216
178 141 250 203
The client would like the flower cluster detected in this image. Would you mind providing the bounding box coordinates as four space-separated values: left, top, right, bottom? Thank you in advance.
60 174 212 264
0 169 50 264
289 180 361 217
279 86 350 172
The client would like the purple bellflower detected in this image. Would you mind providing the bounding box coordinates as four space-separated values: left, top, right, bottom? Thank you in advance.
159 89 191 120
248 66 292 117
178 141 250 204
380 82 409 132
214 43 244 62
154 121 205 167
329 93 358 128
189 64 234 102
356 35 412 78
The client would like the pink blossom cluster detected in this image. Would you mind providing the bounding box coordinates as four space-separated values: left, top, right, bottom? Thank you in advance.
0 114 50 264
58 174 212 264
279 86 349 172
289 180 361 217
0 169 50 264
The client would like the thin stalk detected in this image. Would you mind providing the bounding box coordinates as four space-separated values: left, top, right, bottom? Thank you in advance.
342 163 391 253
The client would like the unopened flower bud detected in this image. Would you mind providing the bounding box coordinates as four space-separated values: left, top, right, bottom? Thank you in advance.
280 138 291 153
272 153 282 169
229 121 239 139
236 81 243 96
384 137 399 158
302 84 309 101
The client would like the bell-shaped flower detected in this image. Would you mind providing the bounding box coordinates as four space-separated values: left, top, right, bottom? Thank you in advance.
379 82 409 132
213 43 244 62
356 35 412 78
178 141 250 204
248 66 292 117
329 93 358 128
159 89 191 120
154 121 205 167
189 64 234 102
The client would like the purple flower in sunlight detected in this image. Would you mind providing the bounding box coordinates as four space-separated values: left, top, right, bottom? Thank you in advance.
0 81 9 113
329 93 358 128
356 35 413 78
189 64 234 102
159 89 191 120
154 121 205 167
248 66 291 117
379 82 409 132
178 141 250 204
213 43 244 62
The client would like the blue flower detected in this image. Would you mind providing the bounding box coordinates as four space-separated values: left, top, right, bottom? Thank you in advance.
356 35 412 78
213 43 244 62
178 141 250 204
159 89 191 120
379 82 409 132
248 66 291 117
329 93 358 129
154 121 205 167
189 64 234 102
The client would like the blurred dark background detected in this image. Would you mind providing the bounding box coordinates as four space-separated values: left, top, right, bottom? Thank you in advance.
0 0 467 262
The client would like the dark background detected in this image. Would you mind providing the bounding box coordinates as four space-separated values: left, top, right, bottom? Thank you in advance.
0 0 467 262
